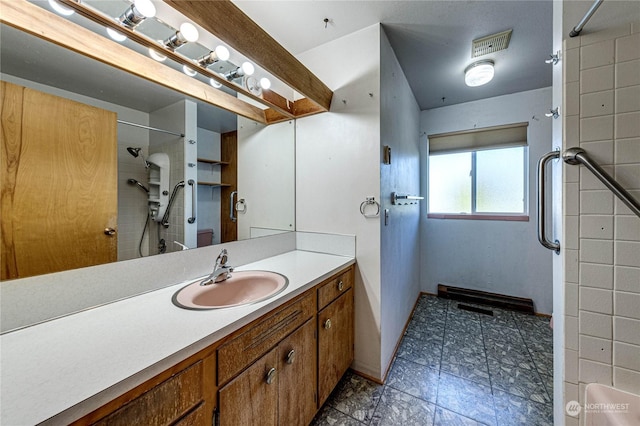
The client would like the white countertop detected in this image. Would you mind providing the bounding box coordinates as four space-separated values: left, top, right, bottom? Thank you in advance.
0 250 354 426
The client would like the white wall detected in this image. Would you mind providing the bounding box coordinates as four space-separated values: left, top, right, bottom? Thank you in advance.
420 88 554 314
296 24 383 379
237 118 296 241
0 74 151 261
196 128 222 245
379 29 422 375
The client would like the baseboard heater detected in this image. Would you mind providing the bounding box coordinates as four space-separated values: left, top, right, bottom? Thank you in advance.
437 284 535 314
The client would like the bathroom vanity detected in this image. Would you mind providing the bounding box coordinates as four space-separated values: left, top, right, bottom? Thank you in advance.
0 250 354 425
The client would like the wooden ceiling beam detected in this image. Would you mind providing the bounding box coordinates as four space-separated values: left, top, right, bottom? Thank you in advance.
164 0 334 112
1 0 268 124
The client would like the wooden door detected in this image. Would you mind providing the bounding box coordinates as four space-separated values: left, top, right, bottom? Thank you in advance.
278 319 317 426
218 347 278 426
220 130 237 243
1 82 117 280
317 288 354 406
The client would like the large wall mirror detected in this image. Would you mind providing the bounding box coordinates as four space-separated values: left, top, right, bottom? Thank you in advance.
0 11 295 281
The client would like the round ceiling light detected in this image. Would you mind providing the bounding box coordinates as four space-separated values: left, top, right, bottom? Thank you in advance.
464 60 494 87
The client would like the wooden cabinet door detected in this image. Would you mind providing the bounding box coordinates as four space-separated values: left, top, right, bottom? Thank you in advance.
278 319 316 426
218 347 278 426
1 82 117 279
317 288 354 407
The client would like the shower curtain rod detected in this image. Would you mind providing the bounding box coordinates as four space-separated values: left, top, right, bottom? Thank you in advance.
117 119 185 138
570 0 604 37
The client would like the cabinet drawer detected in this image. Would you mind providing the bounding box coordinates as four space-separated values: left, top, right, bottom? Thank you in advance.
93 361 203 426
317 267 353 310
217 292 316 385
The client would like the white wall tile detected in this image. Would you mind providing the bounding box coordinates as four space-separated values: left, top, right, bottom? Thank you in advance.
579 358 612 384
616 60 640 88
566 348 579 383
616 164 640 190
580 115 614 142
565 48 580 83
579 239 614 264
567 282 579 316
615 241 640 267
566 215 579 250
581 25 630 47
613 341 640 370
615 266 640 293
615 33 640 62
615 138 640 164
581 40 615 70
579 262 614 289
567 250 580 284
614 290 640 319
565 81 580 116
580 216 614 240
613 366 640 394
616 86 640 113
580 311 613 339
615 111 640 139
565 116 580 149
614 316 640 345
580 140 614 165
615 216 640 241
581 90 614 118
579 287 613 314
565 161 580 183
579 190 614 214
633 20 640 34
566 182 580 215
579 335 612 364
566 315 579 350
615 190 640 215
580 65 614 93
580 166 615 190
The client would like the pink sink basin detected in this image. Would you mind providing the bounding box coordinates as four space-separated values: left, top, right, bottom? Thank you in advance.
172 271 289 310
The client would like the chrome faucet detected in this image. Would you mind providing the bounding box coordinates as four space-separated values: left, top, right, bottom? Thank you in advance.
200 249 234 286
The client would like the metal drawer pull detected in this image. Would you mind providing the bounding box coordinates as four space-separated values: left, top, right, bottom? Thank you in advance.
286 350 295 364
324 319 332 330
266 367 277 384
338 280 344 291
104 228 116 236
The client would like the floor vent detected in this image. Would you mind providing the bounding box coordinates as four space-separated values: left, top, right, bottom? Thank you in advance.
457 304 494 316
472 29 512 58
438 284 535 314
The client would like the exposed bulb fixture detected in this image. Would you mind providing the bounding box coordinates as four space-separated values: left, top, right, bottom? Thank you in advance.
197 45 230 67
48 0 75 16
259 77 271 90
182 65 197 77
209 78 222 89
148 47 166 62
464 60 494 87
163 22 199 50
118 0 156 29
106 27 127 42
225 61 255 80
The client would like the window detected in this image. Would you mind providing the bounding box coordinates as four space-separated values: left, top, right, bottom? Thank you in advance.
427 123 528 220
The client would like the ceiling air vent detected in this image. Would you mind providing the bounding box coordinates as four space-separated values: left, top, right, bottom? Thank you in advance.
472 29 512 58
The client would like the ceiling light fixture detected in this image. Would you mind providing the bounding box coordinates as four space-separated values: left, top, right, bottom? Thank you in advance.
464 60 494 87
197 45 230 67
48 0 75 16
148 47 167 62
163 22 199 50
225 61 254 80
106 27 127 42
182 65 197 77
118 0 156 29
209 78 222 89
259 77 271 90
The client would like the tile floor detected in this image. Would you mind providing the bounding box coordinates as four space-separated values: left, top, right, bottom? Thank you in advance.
312 294 554 426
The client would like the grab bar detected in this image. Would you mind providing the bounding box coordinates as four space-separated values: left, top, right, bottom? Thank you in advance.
563 148 640 217
537 151 561 254
230 191 237 223
569 0 604 37
187 179 196 224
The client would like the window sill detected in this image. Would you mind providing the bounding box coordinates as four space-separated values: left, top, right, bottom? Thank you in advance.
427 213 529 222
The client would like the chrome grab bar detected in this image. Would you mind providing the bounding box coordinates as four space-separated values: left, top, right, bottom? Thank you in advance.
569 0 604 37
563 148 640 218
537 151 561 254
187 179 196 224
230 191 237 223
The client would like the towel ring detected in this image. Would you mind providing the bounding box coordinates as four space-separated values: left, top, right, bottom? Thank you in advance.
360 197 380 218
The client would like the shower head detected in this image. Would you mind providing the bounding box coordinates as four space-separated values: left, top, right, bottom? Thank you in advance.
127 178 149 193
127 147 142 158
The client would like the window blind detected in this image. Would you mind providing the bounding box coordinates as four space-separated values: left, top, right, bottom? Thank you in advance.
428 122 528 154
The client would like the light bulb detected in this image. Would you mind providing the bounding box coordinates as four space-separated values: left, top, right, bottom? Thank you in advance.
133 0 156 18
210 78 222 89
241 62 255 76
464 61 494 87
107 27 127 42
259 77 271 90
179 22 199 42
214 45 230 62
183 65 197 77
149 48 166 62
48 0 74 16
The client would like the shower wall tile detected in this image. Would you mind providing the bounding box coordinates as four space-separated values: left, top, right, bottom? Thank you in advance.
615 216 640 241
616 164 640 189
613 317 640 345
579 263 613 289
578 239 613 264
615 189 640 214
579 115 614 142
614 291 640 319
565 82 580 116
579 335 612 364
616 85 640 113
613 341 640 371
565 316 578 350
565 349 579 384
615 33 640 62
579 190 613 214
565 116 580 150
565 48 580 83
614 266 640 293
580 65 613 93
579 311 612 339
580 90 614 117
615 241 640 267
614 366 640 395
566 251 579 285
579 216 614 240
615 111 640 138
615 138 640 164
580 25 630 47
566 283 579 317
580 165 615 190
615 60 640 87
564 216 579 250
579 287 612 315
580 140 614 165
580 39 615 70
565 182 580 215
578 359 612 384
